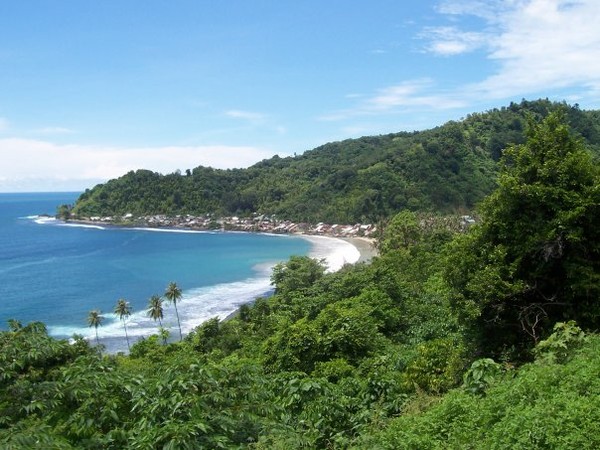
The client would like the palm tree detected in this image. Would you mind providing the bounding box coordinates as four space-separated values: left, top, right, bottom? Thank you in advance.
114 298 132 351
146 295 164 326
158 326 170 346
147 295 166 343
87 310 104 346
7 319 22 332
165 282 183 341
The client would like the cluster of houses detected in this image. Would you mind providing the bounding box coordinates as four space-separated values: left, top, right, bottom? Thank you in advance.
82 213 377 238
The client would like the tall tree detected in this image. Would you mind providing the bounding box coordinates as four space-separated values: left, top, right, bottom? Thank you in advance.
445 111 600 352
87 310 103 346
114 299 132 351
147 295 167 344
146 295 164 327
165 282 183 341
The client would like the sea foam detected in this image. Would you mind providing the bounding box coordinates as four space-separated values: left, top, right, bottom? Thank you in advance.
35 218 362 352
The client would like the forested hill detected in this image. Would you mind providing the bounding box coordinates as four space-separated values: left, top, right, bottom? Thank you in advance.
71 99 600 223
3 112 600 447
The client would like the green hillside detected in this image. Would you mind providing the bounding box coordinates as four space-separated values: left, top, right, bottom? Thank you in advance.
3 111 599 448
70 99 600 223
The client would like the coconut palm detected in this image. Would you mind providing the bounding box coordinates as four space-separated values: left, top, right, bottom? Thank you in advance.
146 295 164 326
164 282 183 341
114 298 132 351
87 309 103 346
147 295 166 343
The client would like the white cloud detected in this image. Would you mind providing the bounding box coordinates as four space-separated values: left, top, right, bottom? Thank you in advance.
319 79 466 121
367 79 466 110
34 126 76 134
472 0 600 99
436 0 510 22
0 117 9 132
0 138 276 191
420 26 488 55
433 0 600 100
224 109 288 136
225 109 266 121
323 0 600 122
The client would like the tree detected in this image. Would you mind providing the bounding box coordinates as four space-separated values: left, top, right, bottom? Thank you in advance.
445 112 600 352
147 295 166 344
379 210 421 254
56 204 72 220
271 256 326 296
165 282 183 341
87 310 103 346
114 299 132 351
7 319 22 332
146 295 164 327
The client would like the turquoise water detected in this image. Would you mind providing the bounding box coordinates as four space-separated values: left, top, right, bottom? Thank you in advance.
0 192 311 351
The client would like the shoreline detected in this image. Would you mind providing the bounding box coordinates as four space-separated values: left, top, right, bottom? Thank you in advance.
342 236 378 263
43 218 379 352
41 218 378 352
221 235 376 323
60 217 379 265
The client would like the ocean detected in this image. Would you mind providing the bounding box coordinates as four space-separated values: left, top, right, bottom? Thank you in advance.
0 192 359 352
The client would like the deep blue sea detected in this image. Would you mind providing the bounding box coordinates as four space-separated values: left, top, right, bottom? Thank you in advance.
0 192 311 352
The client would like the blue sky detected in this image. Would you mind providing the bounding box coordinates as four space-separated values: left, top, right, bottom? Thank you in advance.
1 0 600 192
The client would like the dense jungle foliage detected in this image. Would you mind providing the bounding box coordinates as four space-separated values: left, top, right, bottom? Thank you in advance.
70 99 600 223
2 110 599 448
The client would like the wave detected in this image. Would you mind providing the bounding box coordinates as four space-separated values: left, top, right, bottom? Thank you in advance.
48 274 274 352
130 227 216 235
59 223 106 230
34 220 362 353
303 235 361 272
19 215 42 220
34 216 58 225
0 256 59 274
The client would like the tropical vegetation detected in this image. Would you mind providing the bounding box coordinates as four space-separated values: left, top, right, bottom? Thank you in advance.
86 310 103 346
68 100 600 224
114 299 132 351
1 107 599 448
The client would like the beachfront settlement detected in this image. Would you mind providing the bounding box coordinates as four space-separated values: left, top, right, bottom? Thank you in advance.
72 213 378 239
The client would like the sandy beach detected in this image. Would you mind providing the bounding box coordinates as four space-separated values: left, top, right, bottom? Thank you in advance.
342 237 379 263
218 234 377 325
299 234 377 271
68 228 378 353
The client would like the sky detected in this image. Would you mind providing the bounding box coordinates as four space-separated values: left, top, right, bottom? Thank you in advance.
1 0 600 192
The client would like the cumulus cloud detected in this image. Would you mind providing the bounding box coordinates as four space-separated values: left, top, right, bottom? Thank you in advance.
319 79 466 121
471 0 600 99
0 138 276 191
420 26 488 56
432 0 600 99
322 0 600 122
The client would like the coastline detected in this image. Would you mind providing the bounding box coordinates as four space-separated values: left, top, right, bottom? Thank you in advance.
221 234 377 323
50 219 378 351
342 236 378 263
61 217 379 266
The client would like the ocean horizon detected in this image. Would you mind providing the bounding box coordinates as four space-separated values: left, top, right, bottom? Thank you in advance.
0 192 359 352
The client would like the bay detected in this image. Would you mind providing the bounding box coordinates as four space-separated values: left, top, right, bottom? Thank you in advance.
0 192 316 351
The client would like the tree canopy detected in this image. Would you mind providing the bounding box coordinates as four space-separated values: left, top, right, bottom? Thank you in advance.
2 104 600 448
445 111 600 355
70 100 600 224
